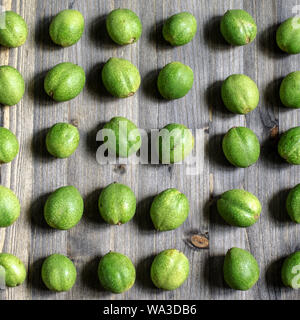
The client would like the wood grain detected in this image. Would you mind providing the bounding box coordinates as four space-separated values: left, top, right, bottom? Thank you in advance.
0 0 299 300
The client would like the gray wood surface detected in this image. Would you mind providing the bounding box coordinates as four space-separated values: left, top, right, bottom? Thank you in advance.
0 0 299 300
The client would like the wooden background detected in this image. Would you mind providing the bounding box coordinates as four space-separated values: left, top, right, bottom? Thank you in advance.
0 0 299 300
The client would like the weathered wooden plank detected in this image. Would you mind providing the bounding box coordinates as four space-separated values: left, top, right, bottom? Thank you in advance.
0 0 36 301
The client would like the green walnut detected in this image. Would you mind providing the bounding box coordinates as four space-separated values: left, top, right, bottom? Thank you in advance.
217 189 261 227
0 127 19 163
151 249 189 291
0 66 25 106
280 72 300 108
150 188 189 231
286 184 300 223
157 62 194 99
278 126 300 165
106 9 142 45
98 182 136 225
220 9 257 46
0 11 28 48
44 62 86 102
0 253 26 287
103 116 141 158
46 122 80 158
223 247 260 291
162 12 197 46
44 186 84 230
277 17 300 54
222 127 260 168
159 123 194 163
49 9 84 47
0 186 20 228
281 251 300 289
221 74 259 114
98 252 136 293
102 57 141 98
41 254 77 292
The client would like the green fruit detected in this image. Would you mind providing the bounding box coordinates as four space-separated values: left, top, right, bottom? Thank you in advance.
44 186 84 230
223 247 260 291
222 127 260 168
102 58 141 98
278 126 300 165
151 249 189 290
46 123 80 158
150 188 189 231
162 12 197 46
220 9 257 46
0 11 28 48
103 116 141 158
49 9 84 47
106 9 142 45
286 184 300 223
157 62 194 99
281 251 300 289
159 123 194 163
98 252 136 293
0 127 19 163
41 254 77 292
98 182 136 225
0 253 26 287
0 186 20 228
221 74 259 114
44 62 86 102
217 189 261 227
0 66 25 106
280 72 300 108
277 17 300 54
